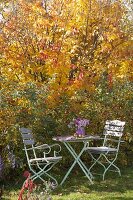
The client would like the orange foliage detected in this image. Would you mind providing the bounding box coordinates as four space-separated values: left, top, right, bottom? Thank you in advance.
0 0 132 108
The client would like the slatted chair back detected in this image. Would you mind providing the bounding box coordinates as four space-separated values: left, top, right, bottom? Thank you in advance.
104 120 125 136
20 127 36 163
103 120 125 150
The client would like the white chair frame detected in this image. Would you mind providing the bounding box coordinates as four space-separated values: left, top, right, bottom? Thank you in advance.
86 120 125 180
20 127 62 186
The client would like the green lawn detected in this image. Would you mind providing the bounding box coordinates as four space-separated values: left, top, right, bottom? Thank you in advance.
1 167 133 200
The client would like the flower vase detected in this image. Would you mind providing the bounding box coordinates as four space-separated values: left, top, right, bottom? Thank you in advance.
75 127 85 137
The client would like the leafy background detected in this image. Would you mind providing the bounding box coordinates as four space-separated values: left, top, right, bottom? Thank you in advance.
0 0 132 180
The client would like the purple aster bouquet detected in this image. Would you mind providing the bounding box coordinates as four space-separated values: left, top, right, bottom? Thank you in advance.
68 118 89 137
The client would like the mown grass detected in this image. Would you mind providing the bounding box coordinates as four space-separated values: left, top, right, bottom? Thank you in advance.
1 167 133 200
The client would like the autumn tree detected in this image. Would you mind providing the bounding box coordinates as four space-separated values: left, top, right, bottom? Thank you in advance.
0 0 132 174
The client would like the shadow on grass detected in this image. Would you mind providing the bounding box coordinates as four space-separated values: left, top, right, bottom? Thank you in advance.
1 167 133 200
53 167 133 196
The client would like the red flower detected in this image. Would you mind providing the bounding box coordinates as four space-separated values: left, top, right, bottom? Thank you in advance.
23 170 30 178
18 171 36 200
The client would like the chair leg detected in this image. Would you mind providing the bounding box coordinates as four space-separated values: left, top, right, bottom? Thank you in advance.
37 162 59 186
102 154 121 180
29 161 59 186
30 167 46 182
44 171 58 186
89 153 106 172
88 153 121 181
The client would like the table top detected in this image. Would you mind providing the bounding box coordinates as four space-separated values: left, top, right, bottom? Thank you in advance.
53 135 100 142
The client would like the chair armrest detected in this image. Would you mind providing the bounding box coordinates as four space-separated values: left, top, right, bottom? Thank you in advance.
23 144 50 151
106 139 120 142
120 140 125 143
49 144 62 157
106 139 125 143
23 143 61 157
34 144 50 149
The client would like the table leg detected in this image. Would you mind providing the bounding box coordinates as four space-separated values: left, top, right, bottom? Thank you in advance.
67 142 93 179
60 142 93 185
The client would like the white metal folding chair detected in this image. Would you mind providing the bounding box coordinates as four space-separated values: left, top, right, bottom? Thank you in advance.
20 127 62 186
86 120 125 180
